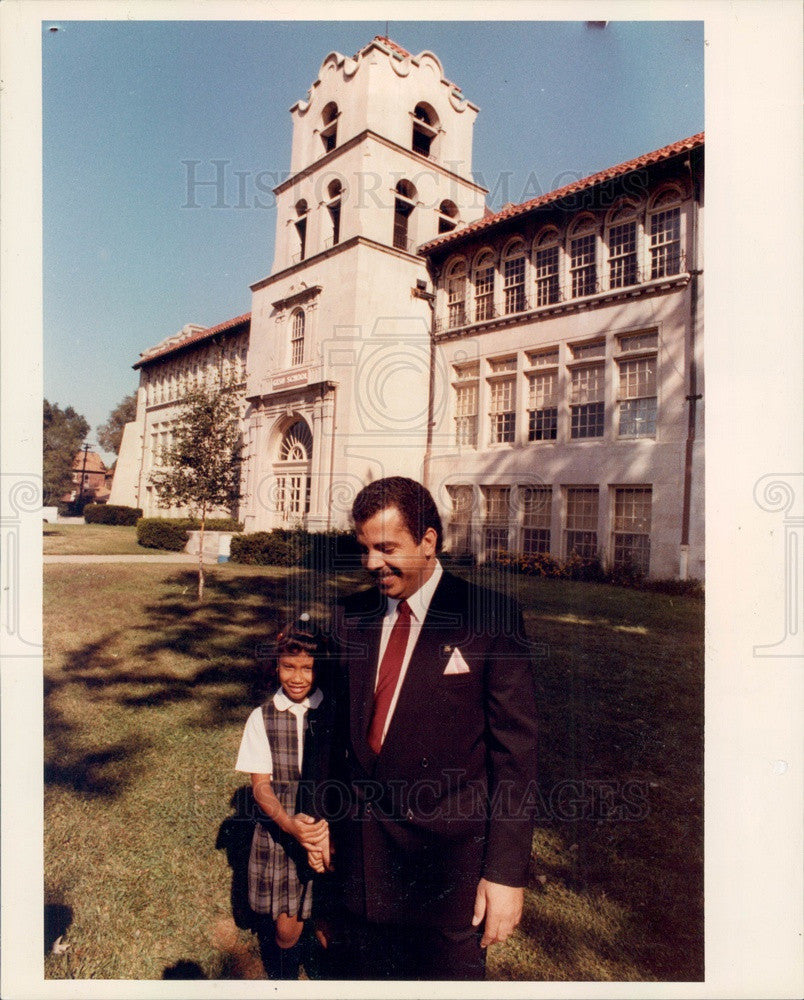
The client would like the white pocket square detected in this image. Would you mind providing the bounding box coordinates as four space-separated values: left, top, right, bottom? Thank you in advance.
443 647 471 675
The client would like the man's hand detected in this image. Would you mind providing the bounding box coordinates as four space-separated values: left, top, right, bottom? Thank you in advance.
471 878 524 948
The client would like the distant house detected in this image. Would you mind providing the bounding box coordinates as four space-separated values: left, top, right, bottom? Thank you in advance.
61 450 110 506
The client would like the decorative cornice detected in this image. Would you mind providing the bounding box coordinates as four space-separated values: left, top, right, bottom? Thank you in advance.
272 128 487 197
251 235 426 293
271 284 323 312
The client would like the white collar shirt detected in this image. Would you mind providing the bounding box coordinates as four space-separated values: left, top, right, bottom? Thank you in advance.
375 559 443 743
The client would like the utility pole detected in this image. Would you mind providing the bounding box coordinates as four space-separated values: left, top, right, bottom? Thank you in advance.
76 442 91 511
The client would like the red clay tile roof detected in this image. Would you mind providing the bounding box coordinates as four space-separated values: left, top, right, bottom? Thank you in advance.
371 36 412 59
419 132 704 254
135 312 251 369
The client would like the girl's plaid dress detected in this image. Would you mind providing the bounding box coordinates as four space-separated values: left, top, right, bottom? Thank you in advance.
247 698 316 919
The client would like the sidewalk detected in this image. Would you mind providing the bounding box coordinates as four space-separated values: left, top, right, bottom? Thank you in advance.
44 553 204 564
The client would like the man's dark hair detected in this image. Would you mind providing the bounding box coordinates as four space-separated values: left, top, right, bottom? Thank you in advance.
352 476 443 552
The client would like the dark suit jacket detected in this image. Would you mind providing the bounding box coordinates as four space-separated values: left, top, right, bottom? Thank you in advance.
330 568 538 928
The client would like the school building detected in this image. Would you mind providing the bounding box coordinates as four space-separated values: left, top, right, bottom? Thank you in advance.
110 35 704 579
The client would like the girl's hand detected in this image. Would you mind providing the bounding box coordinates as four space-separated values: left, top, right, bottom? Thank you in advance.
292 813 329 850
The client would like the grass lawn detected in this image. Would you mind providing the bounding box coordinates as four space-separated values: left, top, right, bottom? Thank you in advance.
44 562 703 981
43 523 146 556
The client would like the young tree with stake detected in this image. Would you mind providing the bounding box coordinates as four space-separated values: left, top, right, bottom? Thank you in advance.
148 375 244 600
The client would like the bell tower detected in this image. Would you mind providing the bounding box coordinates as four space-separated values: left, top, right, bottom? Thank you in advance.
271 36 486 270
244 38 487 533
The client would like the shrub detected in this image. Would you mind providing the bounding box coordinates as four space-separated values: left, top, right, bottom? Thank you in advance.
230 529 363 569
84 504 143 526
230 531 306 566
485 548 702 593
136 518 190 551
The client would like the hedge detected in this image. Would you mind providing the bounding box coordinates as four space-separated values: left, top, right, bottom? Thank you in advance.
83 504 143 526
230 528 362 569
136 519 190 551
488 549 703 595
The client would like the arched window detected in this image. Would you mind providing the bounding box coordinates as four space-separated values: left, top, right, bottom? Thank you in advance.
648 186 683 278
502 239 527 314
320 102 338 153
294 199 308 261
274 419 313 524
279 419 312 461
393 180 416 251
606 200 640 289
568 215 598 298
412 103 438 157
438 199 459 234
445 258 467 329
326 180 342 247
290 309 305 367
473 250 496 322
533 226 561 306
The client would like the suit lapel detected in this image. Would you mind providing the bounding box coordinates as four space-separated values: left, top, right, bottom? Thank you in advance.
347 600 384 772
380 573 465 760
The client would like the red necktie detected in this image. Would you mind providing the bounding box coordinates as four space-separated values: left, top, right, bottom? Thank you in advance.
367 600 412 755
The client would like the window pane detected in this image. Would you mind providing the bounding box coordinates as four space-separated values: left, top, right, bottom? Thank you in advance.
619 398 657 437
474 263 495 320
570 233 597 297
503 254 526 313
535 245 560 305
612 487 652 574
529 408 558 440
570 363 605 402
609 220 638 288
571 402 605 438
618 358 656 398
650 207 681 278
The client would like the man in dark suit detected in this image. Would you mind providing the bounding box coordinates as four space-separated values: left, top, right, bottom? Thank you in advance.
327 476 538 980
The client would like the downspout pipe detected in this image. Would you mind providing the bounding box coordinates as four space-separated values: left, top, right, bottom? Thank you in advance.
680 152 703 578
421 264 439 491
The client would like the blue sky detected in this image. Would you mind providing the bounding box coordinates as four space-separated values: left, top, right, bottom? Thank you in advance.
43 19 703 460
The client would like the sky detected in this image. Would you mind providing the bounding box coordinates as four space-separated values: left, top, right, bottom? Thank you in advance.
42 18 704 462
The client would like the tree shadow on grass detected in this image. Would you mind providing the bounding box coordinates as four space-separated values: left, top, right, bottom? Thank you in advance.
44 565 703 982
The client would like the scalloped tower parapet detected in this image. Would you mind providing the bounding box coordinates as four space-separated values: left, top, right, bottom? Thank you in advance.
285 36 479 178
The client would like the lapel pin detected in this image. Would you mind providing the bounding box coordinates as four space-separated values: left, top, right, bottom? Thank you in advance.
442 645 454 655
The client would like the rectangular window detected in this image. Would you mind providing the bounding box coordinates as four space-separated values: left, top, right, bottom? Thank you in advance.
447 274 466 329
570 233 597 297
527 370 558 441
527 348 559 367
570 363 605 438
482 486 510 558
393 199 411 251
618 357 657 437
474 264 495 321
521 486 552 554
489 377 516 444
650 207 681 278
612 486 652 575
455 382 478 447
535 245 560 305
618 331 658 353
608 221 638 288
503 255 526 314
565 487 599 559
447 485 474 555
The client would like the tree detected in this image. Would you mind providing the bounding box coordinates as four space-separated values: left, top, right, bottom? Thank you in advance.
43 400 90 507
148 377 244 601
97 392 137 456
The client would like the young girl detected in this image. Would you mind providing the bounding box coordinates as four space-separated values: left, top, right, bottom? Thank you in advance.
235 613 332 979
